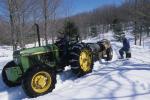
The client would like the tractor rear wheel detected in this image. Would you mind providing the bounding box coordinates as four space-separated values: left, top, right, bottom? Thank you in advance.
69 43 94 77
2 61 21 87
22 64 56 98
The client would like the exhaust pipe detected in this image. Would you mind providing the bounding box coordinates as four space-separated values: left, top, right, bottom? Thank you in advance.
34 23 41 47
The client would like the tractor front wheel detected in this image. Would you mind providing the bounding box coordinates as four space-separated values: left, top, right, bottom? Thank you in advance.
22 64 56 98
2 61 21 87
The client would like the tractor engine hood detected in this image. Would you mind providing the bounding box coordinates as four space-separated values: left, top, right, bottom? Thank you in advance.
20 46 50 56
13 44 58 57
12 44 59 66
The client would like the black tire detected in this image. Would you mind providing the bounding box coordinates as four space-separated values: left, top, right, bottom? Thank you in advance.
22 64 56 98
2 61 21 87
105 47 113 61
69 43 94 77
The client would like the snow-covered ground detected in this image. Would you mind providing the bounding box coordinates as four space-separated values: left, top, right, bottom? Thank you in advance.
0 31 150 100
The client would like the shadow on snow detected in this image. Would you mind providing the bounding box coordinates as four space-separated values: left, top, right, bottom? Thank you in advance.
0 59 150 100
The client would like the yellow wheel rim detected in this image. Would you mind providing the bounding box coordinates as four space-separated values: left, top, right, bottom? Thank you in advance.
31 71 52 93
79 49 92 72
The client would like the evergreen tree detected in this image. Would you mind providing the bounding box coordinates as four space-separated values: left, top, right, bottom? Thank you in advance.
112 18 124 41
90 26 97 37
63 20 78 38
63 20 79 41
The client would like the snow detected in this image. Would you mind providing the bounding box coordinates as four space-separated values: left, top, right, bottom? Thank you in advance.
0 31 150 100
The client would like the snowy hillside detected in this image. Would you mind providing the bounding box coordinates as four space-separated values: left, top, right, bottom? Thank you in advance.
0 32 150 100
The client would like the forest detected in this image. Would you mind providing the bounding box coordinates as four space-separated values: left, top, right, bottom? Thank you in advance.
0 0 149 47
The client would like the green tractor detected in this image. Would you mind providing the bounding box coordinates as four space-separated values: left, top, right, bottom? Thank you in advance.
2 24 94 97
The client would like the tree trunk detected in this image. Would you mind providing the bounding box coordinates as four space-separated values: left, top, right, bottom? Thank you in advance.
134 21 137 45
44 0 48 45
139 25 142 46
147 26 149 37
134 35 137 45
8 0 17 51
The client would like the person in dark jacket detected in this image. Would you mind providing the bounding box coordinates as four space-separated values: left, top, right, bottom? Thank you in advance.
119 34 131 59
55 32 69 71
56 31 69 57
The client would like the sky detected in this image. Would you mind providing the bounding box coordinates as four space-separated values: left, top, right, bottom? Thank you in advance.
0 0 124 19
67 0 124 16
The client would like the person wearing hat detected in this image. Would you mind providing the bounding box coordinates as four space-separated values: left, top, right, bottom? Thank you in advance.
119 34 131 59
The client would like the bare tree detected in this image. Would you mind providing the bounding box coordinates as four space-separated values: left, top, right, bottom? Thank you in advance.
7 0 17 50
41 0 62 44
43 0 48 44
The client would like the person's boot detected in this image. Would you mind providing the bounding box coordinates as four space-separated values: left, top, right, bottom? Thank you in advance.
126 52 131 58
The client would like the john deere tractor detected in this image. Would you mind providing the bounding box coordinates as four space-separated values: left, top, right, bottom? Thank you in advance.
2 23 113 98
2 24 94 97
